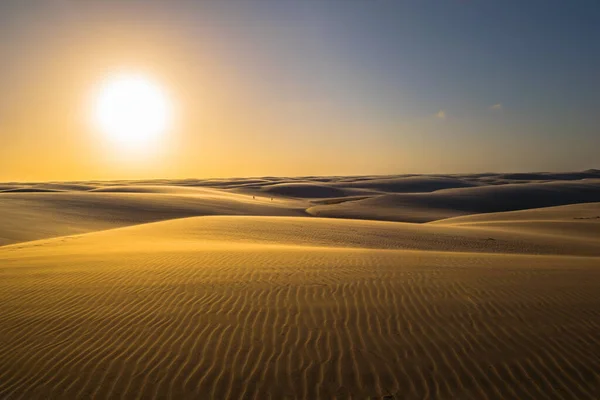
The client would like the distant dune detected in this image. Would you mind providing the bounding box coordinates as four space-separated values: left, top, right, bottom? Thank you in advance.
0 187 64 193
254 182 374 198
0 185 25 191
493 170 600 181
330 175 482 193
3 172 600 243
89 185 229 194
309 179 600 222
32 183 98 191
1 171 599 399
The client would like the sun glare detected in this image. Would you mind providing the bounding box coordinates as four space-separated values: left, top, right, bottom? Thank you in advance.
93 73 172 150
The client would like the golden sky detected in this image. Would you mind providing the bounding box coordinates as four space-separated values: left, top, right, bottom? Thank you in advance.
1 1 598 180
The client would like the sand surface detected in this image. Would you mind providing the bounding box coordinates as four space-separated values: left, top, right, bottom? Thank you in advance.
1 172 599 399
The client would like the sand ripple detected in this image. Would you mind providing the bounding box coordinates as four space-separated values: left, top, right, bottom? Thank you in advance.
0 240 598 399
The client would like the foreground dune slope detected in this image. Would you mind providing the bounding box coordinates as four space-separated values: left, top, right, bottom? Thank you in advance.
0 217 598 399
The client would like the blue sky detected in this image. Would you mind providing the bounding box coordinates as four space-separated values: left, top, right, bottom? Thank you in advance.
0 1 598 179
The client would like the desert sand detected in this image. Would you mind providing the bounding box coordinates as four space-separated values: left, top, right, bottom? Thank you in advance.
1 171 599 399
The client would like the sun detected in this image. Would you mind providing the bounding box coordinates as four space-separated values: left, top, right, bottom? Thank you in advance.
92 73 172 150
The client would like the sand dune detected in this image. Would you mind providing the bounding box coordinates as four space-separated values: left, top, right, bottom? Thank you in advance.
0 187 64 193
330 175 482 193
0 191 305 246
78 215 597 256
0 185 26 191
429 203 600 243
1 172 599 399
177 178 277 189
88 185 241 194
3 173 600 245
0 216 598 399
492 170 600 181
309 179 600 222
433 202 600 224
251 182 375 199
230 176 481 199
32 183 98 191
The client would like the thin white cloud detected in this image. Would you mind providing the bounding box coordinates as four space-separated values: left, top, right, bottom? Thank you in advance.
490 103 502 110
435 110 446 119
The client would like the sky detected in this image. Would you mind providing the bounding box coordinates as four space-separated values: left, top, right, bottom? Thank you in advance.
0 0 599 181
